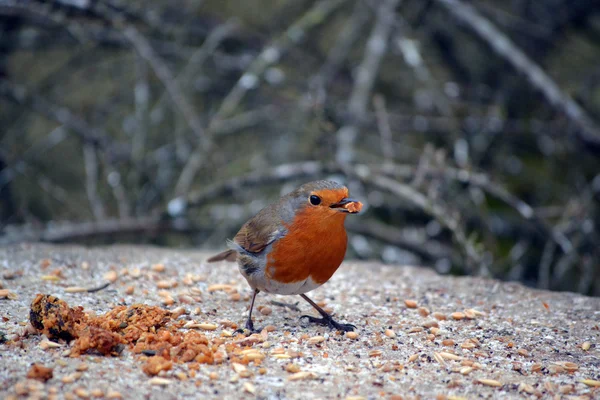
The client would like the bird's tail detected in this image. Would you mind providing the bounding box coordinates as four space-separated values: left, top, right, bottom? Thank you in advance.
206 249 237 263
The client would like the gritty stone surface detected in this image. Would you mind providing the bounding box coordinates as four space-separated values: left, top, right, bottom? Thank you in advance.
0 243 599 399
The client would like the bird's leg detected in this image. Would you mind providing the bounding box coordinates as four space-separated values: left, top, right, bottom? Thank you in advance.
243 289 260 332
299 294 356 332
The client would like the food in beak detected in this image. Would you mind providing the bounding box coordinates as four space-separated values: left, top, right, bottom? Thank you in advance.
330 198 363 213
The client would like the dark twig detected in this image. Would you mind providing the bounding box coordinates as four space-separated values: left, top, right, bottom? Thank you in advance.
86 282 111 293
270 300 301 312
435 0 600 146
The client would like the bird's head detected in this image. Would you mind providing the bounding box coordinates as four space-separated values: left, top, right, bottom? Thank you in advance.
283 181 363 223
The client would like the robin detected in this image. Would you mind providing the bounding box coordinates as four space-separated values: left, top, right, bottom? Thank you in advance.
207 180 363 332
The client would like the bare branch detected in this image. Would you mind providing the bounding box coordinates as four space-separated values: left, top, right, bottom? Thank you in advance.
347 0 400 121
122 26 210 151
212 0 346 122
435 0 600 146
83 143 106 220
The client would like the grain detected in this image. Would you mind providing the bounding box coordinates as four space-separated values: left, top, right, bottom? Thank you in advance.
308 336 325 345
156 280 176 289
418 307 430 317
404 299 418 308
439 352 461 361
433 352 446 366
517 348 529 357
476 379 502 387
580 379 600 387
432 312 447 320
65 287 87 293
260 306 272 315
106 390 123 399
61 373 83 384
0 289 17 299
285 364 301 373
104 270 118 283
581 341 591 351
148 377 171 386
384 329 396 338
346 331 359 339
74 388 90 399
451 312 465 320
368 350 383 357
243 382 256 394
459 367 472 375
151 264 165 272
288 371 317 381
442 339 455 346
207 284 235 292
40 339 63 349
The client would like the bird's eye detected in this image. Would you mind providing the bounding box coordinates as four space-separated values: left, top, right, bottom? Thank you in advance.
309 195 321 205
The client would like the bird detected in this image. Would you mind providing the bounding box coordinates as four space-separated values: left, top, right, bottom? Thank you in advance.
207 180 363 332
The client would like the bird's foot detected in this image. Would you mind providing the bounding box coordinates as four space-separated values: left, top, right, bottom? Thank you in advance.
234 319 261 335
300 314 356 332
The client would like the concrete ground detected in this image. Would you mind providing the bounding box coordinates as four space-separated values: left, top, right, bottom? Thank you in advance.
0 243 598 399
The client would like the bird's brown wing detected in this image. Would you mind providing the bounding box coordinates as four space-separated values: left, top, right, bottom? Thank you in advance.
233 204 283 254
207 199 286 263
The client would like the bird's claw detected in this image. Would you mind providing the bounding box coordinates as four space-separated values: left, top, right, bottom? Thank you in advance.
300 315 356 332
233 319 261 335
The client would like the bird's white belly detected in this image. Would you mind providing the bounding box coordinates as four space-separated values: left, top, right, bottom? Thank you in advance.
241 267 322 295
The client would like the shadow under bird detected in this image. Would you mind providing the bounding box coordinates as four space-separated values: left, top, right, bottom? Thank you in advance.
207 180 363 332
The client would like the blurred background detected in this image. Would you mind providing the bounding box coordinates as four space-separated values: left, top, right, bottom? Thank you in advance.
1 0 599 296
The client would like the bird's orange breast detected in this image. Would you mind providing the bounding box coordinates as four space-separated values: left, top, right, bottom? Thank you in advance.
265 207 348 286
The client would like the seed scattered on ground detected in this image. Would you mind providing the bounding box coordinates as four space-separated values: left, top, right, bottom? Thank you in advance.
433 352 446 366
418 307 430 317
207 284 235 292
0 289 17 299
285 364 301 373
74 388 90 399
476 379 502 387
61 372 83 384
151 264 165 273
288 371 317 381
346 332 359 340
260 306 272 315
451 312 465 320
517 348 529 357
439 352 461 361
244 382 256 394
460 367 472 375
65 287 87 293
384 329 396 338
432 312 447 320
580 379 600 387
369 350 383 357
40 339 63 349
156 280 176 289
404 299 418 308
76 363 89 372
148 377 171 386
308 336 325 345
442 339 455 346
581 341 591 351
104 270 118 283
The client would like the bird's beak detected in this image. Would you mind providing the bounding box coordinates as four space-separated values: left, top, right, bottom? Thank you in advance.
330 198 363 214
